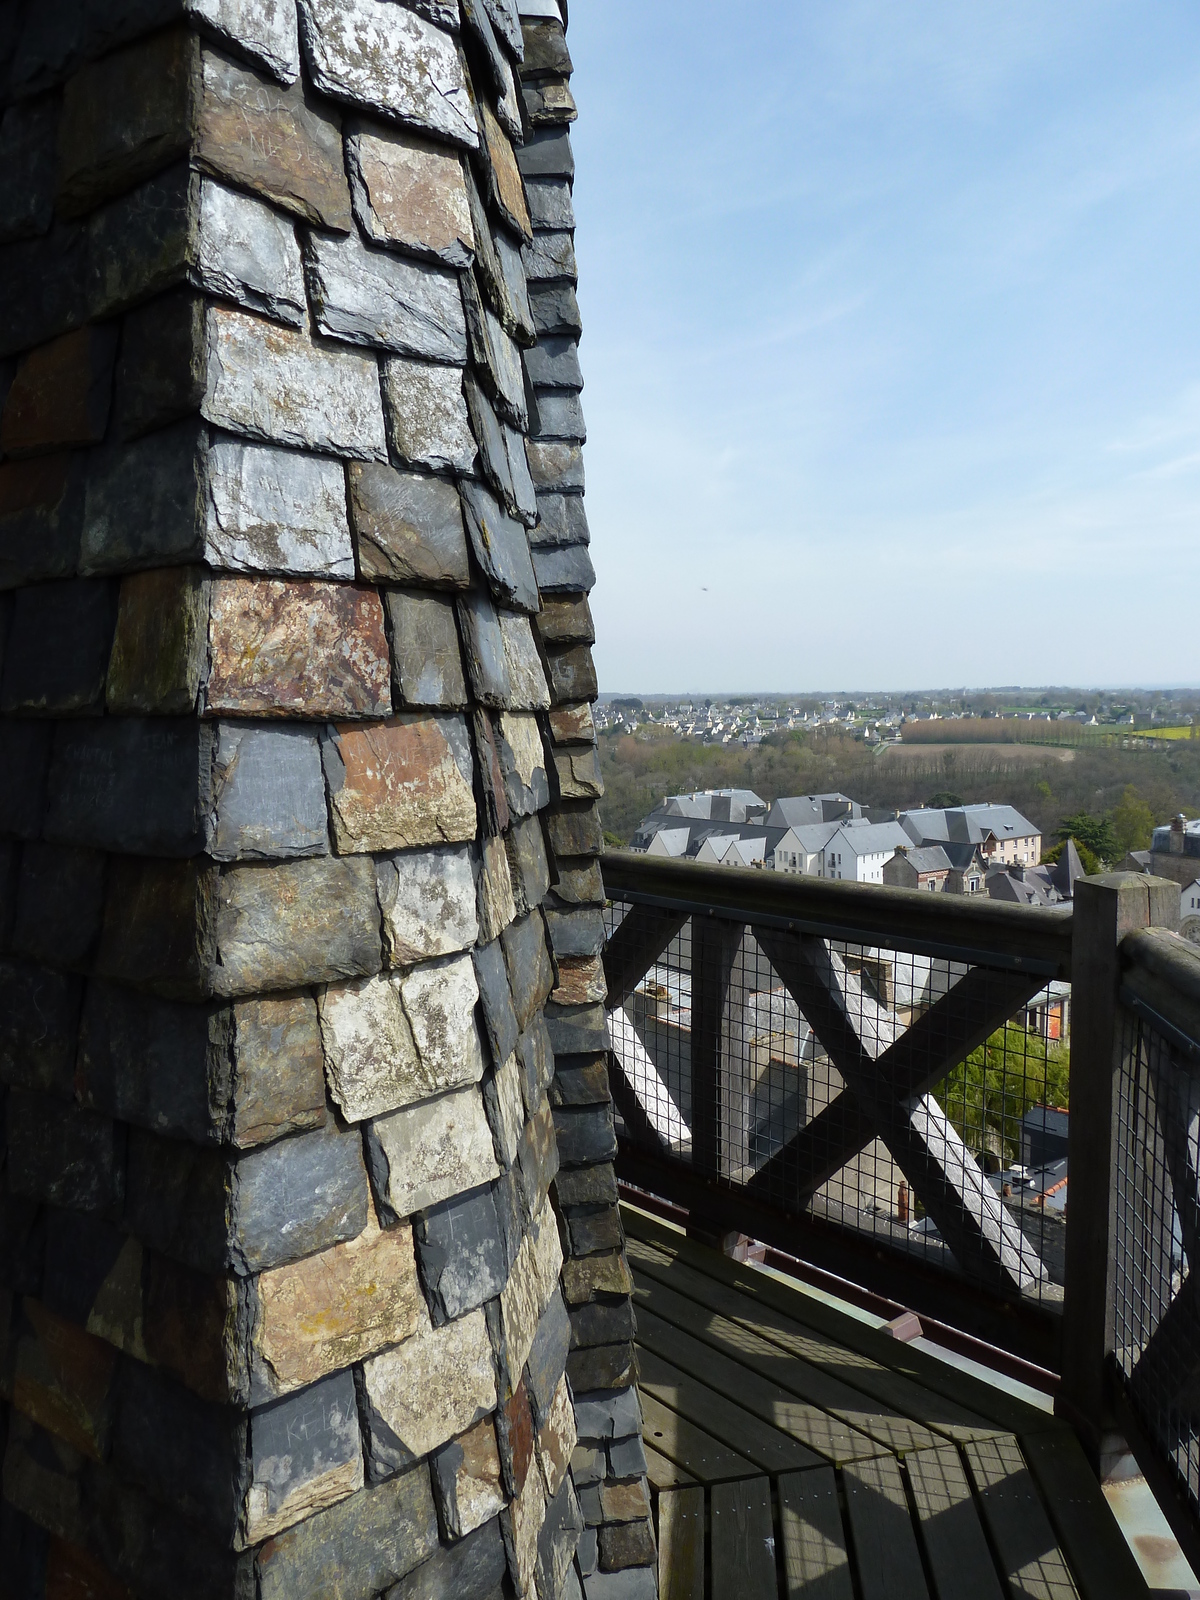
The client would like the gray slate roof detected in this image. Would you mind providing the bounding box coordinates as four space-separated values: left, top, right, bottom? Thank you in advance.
900 846 952 874
901 803 1039 848
766 793 860 828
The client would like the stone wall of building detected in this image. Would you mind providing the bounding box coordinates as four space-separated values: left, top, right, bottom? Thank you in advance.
0 1 650 1596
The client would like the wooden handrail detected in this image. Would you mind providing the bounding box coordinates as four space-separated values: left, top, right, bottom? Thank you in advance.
601 849 1074 979
1121 926 1200 1054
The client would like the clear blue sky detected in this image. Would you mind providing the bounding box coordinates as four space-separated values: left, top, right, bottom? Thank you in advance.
567 1 1200 694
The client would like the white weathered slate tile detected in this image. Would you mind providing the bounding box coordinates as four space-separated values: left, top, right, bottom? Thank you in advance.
504 1454 547 1596
368 1084 500 1217
320 951 483 1122
500 611 551 709
361 1308 496 1464
376 845 478 968
487 1050 525 1168
499 1198 563 1381
298 0 478 149
196 177 307 325
204 436 355 576
203 305 387 459
188 0 301 83
497 711 548 816
399 952 484 1090
382 355 476 472
538 1374 576 1499
302 231 467 363
318 972 423 1123
476 831 517 943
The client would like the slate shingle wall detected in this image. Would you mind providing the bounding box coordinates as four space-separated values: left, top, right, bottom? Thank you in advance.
0 2 651 1596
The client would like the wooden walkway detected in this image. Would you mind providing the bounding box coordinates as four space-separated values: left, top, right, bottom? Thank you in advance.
624 1207 1150 1600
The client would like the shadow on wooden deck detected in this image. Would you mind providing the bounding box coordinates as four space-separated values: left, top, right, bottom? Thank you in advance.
623 1206 1150 1600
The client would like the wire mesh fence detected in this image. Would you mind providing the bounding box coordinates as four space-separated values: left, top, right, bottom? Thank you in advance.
1112 1004 1199 1525
605 896 1071 1309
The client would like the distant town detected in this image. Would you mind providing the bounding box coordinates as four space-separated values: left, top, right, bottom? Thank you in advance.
594 687 1200 747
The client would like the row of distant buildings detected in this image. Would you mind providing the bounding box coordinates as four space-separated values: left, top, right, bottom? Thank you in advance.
630 789 1083 905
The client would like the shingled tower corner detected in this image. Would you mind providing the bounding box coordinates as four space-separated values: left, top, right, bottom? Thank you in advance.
0 2 652 1595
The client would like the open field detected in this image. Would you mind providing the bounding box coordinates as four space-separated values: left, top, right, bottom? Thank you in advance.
880 742 1075 766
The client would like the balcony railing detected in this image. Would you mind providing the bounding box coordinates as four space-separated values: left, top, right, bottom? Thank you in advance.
600 850 1200 1568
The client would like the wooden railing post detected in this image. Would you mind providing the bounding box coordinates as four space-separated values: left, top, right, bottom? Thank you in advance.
688 914 745 1182
1058 872 1179 1458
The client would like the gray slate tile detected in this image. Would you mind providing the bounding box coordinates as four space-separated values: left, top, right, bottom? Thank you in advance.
302 230 468 362
348 462 471 587
532 543 595 596
416 1183 510 1322
461 479 540 614
524 335 582 391
386 589 469 708
517 128 574 179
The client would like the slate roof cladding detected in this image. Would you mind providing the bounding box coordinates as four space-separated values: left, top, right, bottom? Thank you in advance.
899 845 952 874
765 792 860 828
900 801 1039 846
0 0 635 1594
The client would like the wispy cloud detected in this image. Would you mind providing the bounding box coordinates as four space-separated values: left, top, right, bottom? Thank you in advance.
568 0 1200 689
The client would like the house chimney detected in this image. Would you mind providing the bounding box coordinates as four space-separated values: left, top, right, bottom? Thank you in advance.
1171 814 1187 854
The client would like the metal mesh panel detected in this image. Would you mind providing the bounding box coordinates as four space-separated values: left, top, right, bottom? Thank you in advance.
1113 1005 1199 1521
606 897 1068 1308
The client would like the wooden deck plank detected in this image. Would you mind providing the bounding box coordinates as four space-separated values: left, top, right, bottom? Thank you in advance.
843 1455 931 1599
638 1305 880 1468
905 1444 1004 1600
639 1386 760 1484
712 1478 778 1600
658 1485 705 1600
624 1207 1064 1438
645 1441 697 1491
963 1436 1081 1600
1020 1432 1151 1600
638 1339 827 1475
778 1467 854 1599
628 1231 1001 1443
633 1257 948 1455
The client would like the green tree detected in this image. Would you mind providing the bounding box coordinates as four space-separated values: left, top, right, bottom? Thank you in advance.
1110 786 1154 855
934 1025 1070 1165
926 791 964 808
1055 810 1118 864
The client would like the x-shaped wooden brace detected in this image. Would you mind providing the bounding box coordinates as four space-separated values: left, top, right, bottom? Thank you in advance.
603 905 1050 1293
751 927 1048 1293
603 904 693 1155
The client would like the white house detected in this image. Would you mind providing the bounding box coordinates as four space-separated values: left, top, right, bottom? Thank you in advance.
695 834 766 868
1182 879 1200 947
773 818 912 884
822 819 914 884
772 821 841 876
645 827 690 858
